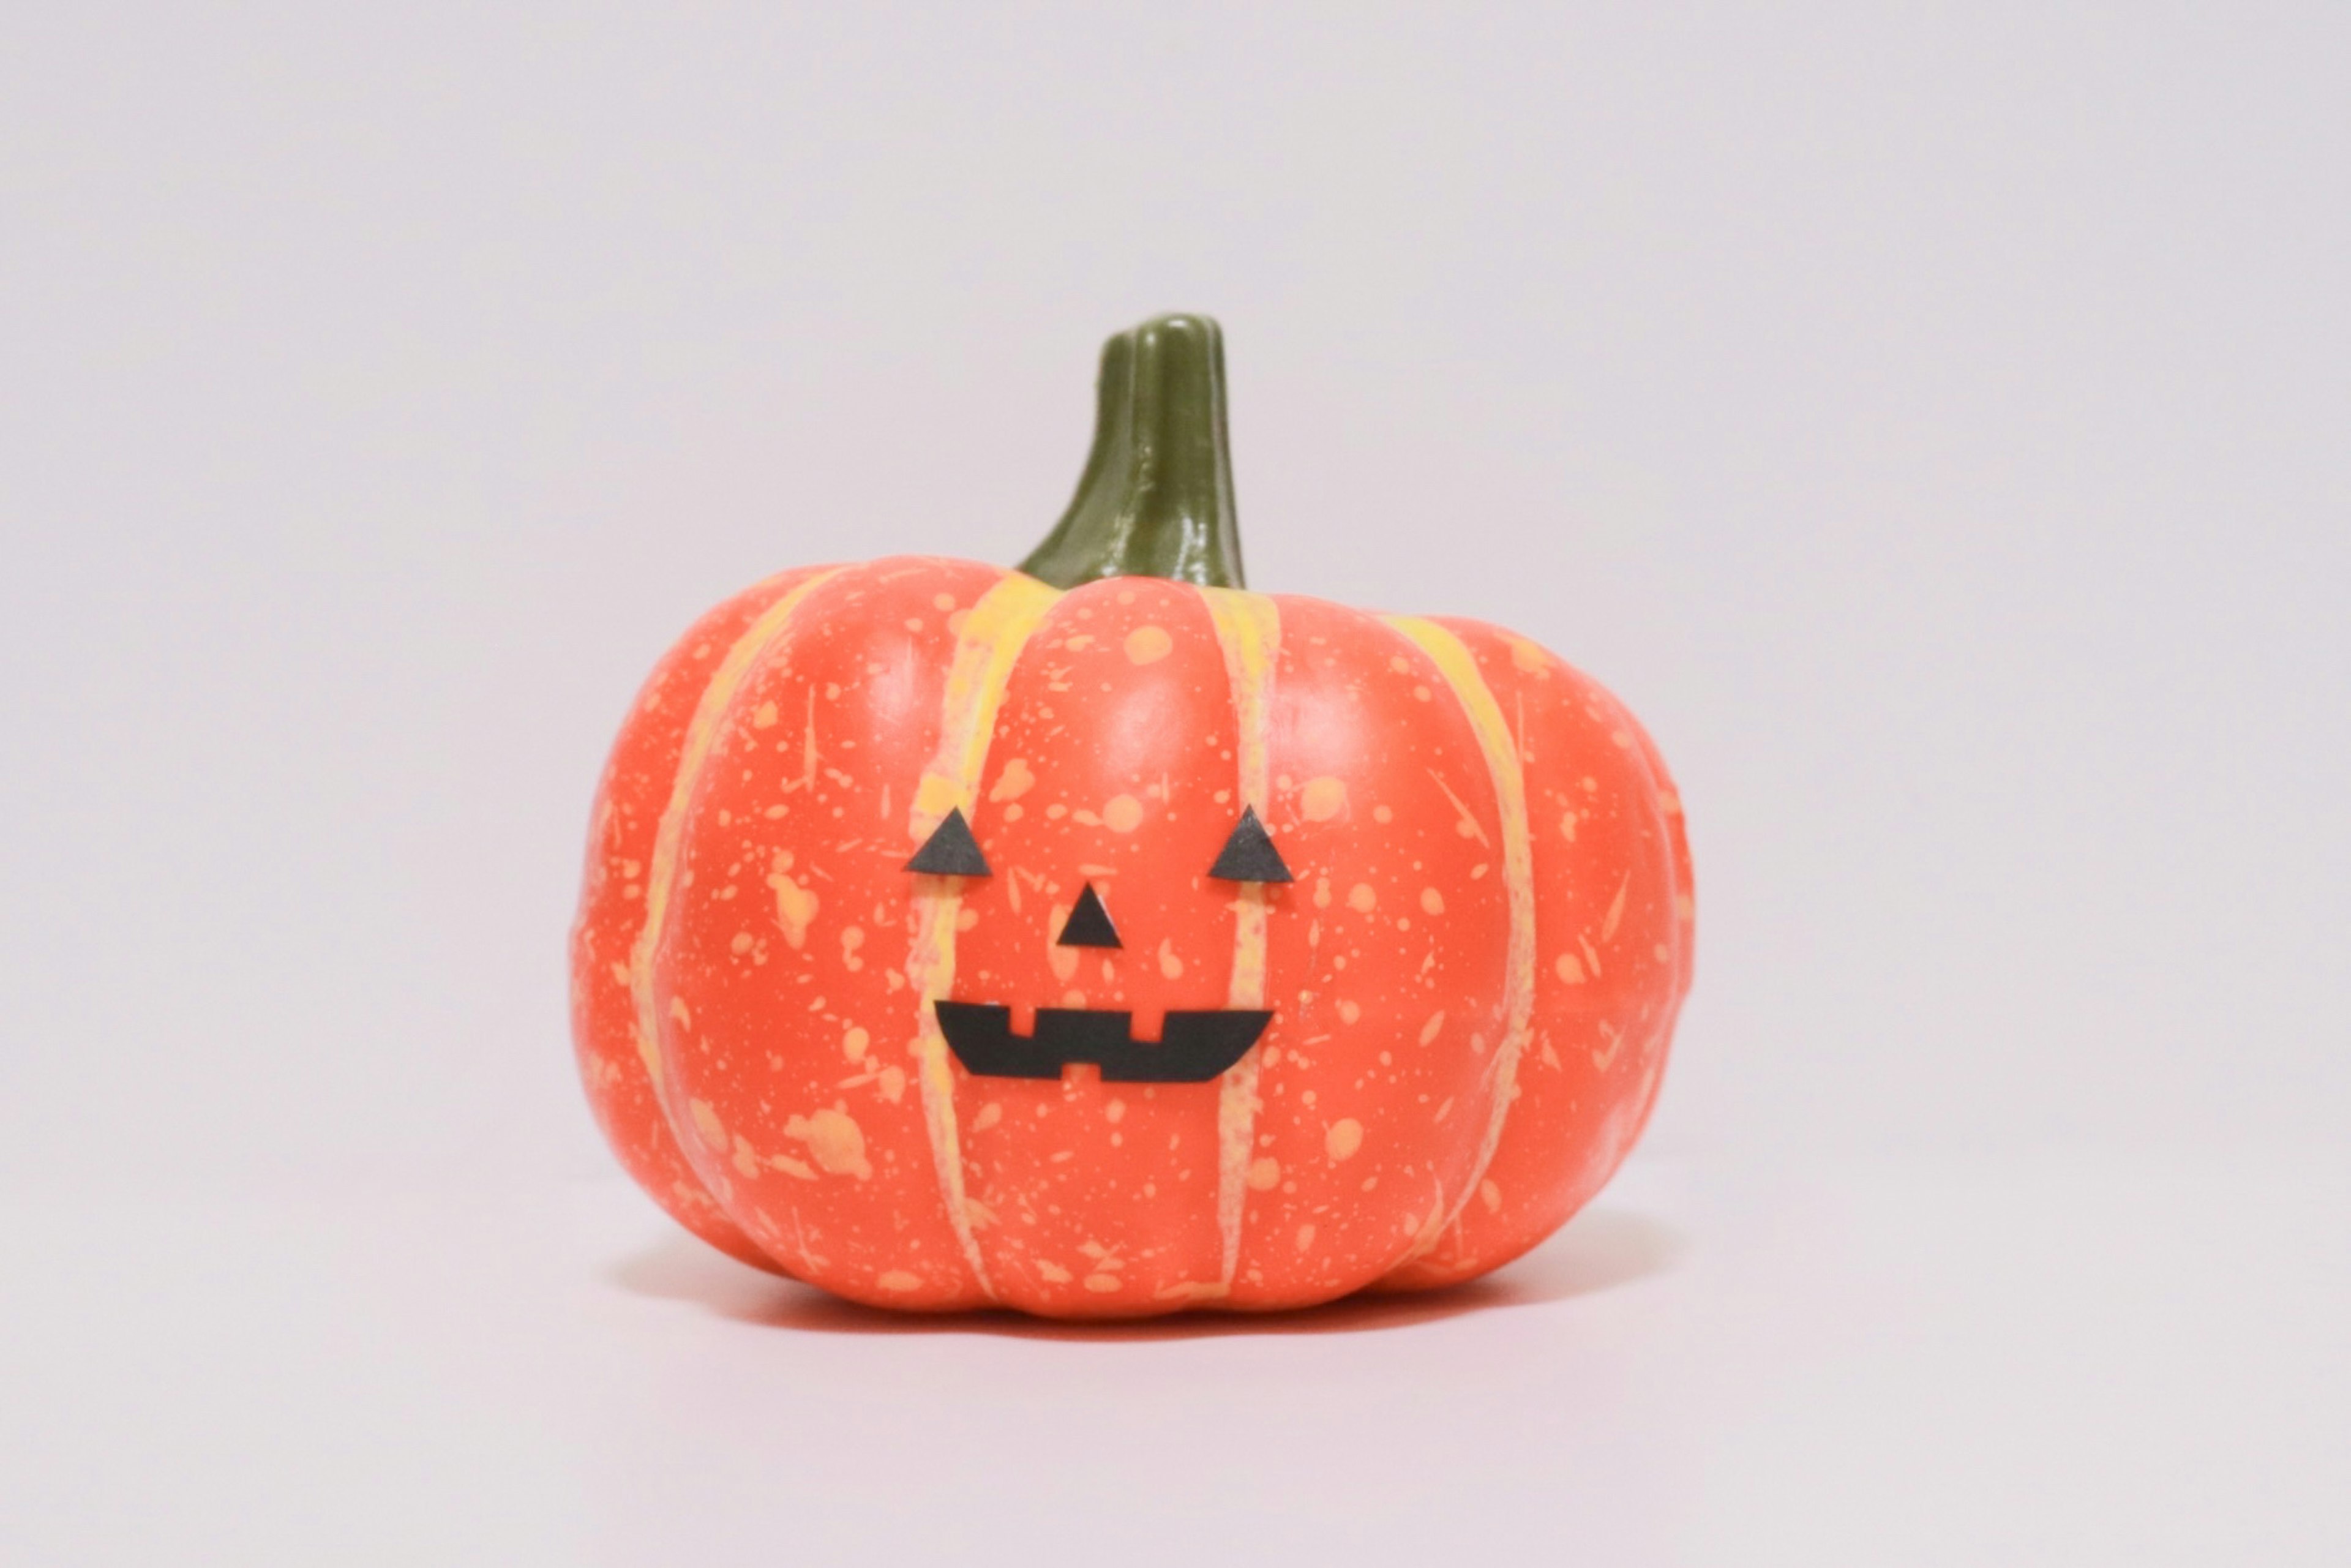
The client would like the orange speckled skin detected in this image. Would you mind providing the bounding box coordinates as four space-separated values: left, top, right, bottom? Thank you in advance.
570 557 1692 1316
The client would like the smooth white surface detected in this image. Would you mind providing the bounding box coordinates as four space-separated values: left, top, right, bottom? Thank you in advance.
3 3 2347 1562
8 1155 2345 1565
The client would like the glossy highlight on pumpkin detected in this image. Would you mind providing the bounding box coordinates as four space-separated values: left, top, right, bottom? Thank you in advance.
569 315 1694 1316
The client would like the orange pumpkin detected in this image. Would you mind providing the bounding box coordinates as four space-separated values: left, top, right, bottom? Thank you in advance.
570 315 1693 1315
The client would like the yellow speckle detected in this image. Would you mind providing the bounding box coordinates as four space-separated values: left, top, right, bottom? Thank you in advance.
1677 893 1695 921
1348 883 1376 913
877 1065 907 1102
1337 999 1360 1024
1413 685 1431 702
972 1101 1003 1131
840 925 865 969
877 1270 921 1292
1296 1223 1318 1251
752 700 779 729
730 931 754 955
1602 874 1630 941
904 617 924 633
1124 624 1173 664
842 1026 870 1062
1373 803 1393 823
1510 637 1546 672
689 1098 725 1149
1559 810 1578 842
669 997 691 1029
1061 989 1087 1008
1003 802 1024 821
932 592 956 612
1556 954 1586 984
1420 887 1445 915
784 1106 872 1180
989 757 1035 801
1084 1273 1122 1293
1105 1098 1127 1124
767 871 819 948
1103 793 1144 832
956 906 980 931
1325 1119 1363 1161
1063 632 1095 650
1481 1179 1503 1213
1419 1010 1445 1045
1300 776 1348 822
1313 877 1333 910
1036 1260 1072 1284
771 1155 817 1181
1248 1156 1281 1191
1157 939 1183 979
1390 656 1411 673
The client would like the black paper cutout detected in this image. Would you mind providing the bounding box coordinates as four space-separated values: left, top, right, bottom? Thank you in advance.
934 1002 1273 1083
1207 805 1293 883
1057 883 1122 948
904 808 991 877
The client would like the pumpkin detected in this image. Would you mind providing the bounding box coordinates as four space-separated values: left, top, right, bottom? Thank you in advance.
570 315 1693 1316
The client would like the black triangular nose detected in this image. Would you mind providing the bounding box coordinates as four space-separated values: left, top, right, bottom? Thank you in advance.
1209 805 1292 883
1057 883 1122 948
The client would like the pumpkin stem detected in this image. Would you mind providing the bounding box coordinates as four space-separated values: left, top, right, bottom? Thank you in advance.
1017 313 1247 590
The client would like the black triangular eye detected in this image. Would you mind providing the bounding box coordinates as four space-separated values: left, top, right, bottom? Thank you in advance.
1057 883 1122 948
1208 806 1293 883
905 808 991 876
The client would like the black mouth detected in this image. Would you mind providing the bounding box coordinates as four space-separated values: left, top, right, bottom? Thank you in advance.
933 1003 1273 1083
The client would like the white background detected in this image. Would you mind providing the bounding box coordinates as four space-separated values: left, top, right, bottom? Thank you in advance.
3 4 2345 1563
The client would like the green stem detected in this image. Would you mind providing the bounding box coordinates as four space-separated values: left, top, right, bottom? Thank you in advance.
1017 313 1247 590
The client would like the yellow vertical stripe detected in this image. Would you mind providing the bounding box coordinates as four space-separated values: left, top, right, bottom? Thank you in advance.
1200 586 1282 1289
631 568 843 1089
1384 616 1537 1261
903 571 1063 1300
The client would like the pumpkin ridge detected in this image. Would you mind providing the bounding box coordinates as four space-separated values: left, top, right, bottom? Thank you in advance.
626 566 842 1270
1381 615 1539 1267
630 567 842 1084
1576 680 1695 1158
902 570 1063 1302
1196 586 1283 1292
571 565 830 1273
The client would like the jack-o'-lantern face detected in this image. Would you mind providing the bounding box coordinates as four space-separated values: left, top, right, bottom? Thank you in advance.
910 805 1293 1082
